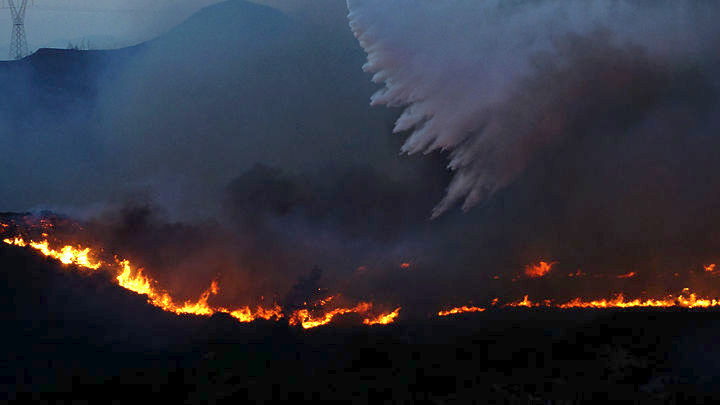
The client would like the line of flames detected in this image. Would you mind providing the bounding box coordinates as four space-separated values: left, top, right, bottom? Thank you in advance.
437 290 720 316
2 236 399 328
8 235 720 324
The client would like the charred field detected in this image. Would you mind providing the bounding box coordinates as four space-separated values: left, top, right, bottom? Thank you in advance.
2 236 719 404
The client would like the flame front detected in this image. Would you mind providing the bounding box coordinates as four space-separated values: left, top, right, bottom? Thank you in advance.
2 235 398 328
364 307 402 325
5 237 101 270
288 302 374 329
503 290 720 309
438 306 486 316
10 222 720 328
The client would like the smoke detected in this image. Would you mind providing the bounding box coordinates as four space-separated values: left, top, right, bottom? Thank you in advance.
347 0 720 216
6 0 720 314
0 0 450 313
0 1 407 217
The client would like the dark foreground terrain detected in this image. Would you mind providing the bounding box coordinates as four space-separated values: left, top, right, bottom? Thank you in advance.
1 242 718 404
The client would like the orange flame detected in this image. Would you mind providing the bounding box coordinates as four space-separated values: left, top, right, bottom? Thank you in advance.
616 271 637 279
524 261 555 278
364 307 402 325
502 289 720 309
705 264 716 272
288 302 373 329
437 306 486 316
5 237 102 270
228 305 283 322
3 235 405 328
3 237 289 322
506 295 552 308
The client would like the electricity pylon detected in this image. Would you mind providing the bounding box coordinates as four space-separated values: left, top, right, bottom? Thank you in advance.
7 0 29 60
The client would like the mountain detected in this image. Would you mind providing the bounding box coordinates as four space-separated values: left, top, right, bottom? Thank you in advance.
0 0 416 216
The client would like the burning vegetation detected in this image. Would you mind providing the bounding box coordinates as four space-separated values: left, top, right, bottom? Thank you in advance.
0 215 402 329
5 213 720 330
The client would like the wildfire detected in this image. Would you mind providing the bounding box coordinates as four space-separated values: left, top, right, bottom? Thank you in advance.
2 235 400 328
364 307 402 325
288 302 373 329
503 289 720 309
228 305 283 322
438 306 486 316
10 218 720 329
506 295 552 308
524 260 555 278
5 237 102 270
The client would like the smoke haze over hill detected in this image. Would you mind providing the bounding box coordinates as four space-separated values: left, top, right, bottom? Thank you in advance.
3 0 720 312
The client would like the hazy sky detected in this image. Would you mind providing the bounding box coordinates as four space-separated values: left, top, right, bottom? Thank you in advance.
0 0 223 57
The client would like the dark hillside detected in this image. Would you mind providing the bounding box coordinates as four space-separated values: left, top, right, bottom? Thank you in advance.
0 47 141 122
1 238 718 403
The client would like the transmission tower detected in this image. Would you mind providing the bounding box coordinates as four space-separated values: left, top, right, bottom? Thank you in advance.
7 0 29 60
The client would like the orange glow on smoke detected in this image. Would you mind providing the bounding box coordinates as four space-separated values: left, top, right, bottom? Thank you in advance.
437 306 486 316
524 261 555 278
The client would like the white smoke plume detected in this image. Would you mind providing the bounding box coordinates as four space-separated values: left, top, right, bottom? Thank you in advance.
347 0 719 216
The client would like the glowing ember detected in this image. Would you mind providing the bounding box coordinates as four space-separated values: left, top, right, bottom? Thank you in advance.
705 264 716 272
400 262 411 269
524 261 555 278
438 306 486 316
616 272 637 279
